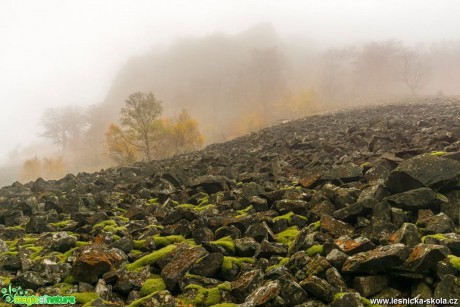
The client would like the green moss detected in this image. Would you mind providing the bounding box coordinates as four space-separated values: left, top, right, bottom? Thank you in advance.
306 244 324 256
210 236 235 254
49 220 74 228
307 220 321 231
360 162 370 168
58 247 78 262
140 276 166 297
76 241 88 247
93 219 117 228
273 211 294 223
130 249 143 258
211 304 236 307
437 193 449 202
177 203 195 209
74 292 99 304
448 255 460 270
431 151 447 156
54 283 73 295
1 276 12 285
126 245 177 272
133 240 145 249
275 226 299 247
184 282 231 306
221 257 255 273
115 207 127 213
333 292 380 307
266 257 289 272
421 233 452 243
237 205 253 215
27 246 44 260
23 237 38 244
198 196 209 206
195 204 216 212
128 291 160 307
148 198 158 204
63 275 76 284
333 292 346 301
0 251 18 257
153 235 185 247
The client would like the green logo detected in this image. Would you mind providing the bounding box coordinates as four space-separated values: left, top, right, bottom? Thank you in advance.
1 284 76 306
1 284 29 303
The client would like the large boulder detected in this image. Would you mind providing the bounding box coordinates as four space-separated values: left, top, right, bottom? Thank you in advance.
386 154 460 193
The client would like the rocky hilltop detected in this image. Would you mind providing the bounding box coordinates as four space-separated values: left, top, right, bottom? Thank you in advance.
1 98 460 306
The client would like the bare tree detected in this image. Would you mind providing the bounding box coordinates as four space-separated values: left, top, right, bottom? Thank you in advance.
41 106 87 153
400 50 431 96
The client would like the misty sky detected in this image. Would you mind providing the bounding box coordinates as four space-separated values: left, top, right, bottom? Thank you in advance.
1 0 459 164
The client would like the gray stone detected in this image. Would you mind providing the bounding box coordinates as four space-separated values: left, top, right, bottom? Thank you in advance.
386 154 460 193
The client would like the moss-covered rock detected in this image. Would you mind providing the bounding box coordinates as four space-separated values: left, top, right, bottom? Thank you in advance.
73 292 100 304
126 245 177 272
140 275 166 297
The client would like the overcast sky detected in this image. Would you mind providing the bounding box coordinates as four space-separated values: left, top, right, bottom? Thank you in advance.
0 0 459 164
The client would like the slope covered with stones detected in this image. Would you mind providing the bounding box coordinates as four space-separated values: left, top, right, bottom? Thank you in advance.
0 98 460 306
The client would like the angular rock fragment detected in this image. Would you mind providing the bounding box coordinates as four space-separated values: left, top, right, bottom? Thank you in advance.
231 269 264 303
384 187 447 211
342 244 410 274
353 275 389 296
386 223 421 247
190 253 224 278
434 274 460 301
244 280 280 306
320 215 354 238
404 244 450 273
300 276 337 303
160 245 208 292
72 245 127 284
386 154 460 193
330 292 364 307
333 235 376 255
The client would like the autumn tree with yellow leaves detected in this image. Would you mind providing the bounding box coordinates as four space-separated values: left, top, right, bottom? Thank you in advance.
104 124 139 165
21 156 68 182
105 92 204 165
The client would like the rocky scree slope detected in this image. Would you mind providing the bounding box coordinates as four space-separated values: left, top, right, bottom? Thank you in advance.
1 98 460 306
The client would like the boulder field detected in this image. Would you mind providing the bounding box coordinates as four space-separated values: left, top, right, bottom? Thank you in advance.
0 98 460 306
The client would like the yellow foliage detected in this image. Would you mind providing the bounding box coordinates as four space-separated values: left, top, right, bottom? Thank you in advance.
21 157 41 182
230 110 267 138
154 110 204 159
21 156 68 182
105 123 139 165
43 156 67 179
169 109 205 154
275 89 320 120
